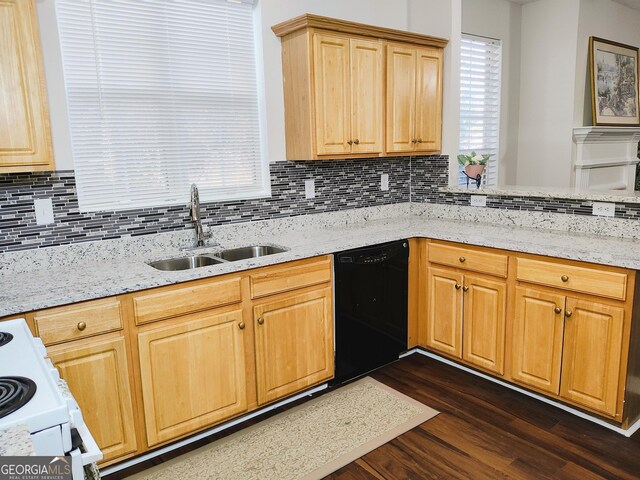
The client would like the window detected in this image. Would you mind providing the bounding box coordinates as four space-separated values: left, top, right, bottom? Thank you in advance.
459 34 502 187
56 0 268 212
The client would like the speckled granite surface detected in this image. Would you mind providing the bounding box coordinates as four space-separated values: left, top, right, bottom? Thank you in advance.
1 203 640 317
442 185 640 204
0 424 35 456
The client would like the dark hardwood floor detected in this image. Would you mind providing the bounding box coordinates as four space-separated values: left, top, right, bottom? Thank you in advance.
105 354 640 480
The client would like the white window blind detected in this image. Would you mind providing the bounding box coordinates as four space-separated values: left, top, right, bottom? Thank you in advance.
55 0 268 212
459 34 502 187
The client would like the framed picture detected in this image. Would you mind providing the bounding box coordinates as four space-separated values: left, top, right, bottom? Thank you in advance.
589 36 639 126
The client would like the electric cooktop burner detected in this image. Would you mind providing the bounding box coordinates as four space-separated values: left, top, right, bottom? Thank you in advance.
0 332 13 348
0 376 37 419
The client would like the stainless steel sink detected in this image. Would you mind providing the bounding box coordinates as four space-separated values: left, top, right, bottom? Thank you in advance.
215 245 288 261
148 255 224 271
147 245 288 271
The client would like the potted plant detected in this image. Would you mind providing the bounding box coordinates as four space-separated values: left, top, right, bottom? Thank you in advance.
457 151 492 179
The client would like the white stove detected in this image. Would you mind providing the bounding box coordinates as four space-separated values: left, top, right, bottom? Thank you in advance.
0 319 102 478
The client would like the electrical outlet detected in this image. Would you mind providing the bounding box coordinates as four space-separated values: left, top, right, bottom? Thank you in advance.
304 179 315 199
34 198 55 225
592 201 615 217
470 195 487 207
381 174 389 191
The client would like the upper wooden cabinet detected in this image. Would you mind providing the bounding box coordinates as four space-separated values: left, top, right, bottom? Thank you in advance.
273 14 447 160
386 45 443 154
0 0 54 172
312 34 383 156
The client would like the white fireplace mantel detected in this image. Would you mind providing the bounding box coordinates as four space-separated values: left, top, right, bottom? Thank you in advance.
573 127 640 191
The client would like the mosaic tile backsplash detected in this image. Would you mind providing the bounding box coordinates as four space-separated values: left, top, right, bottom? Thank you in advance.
3 154 640 253
0 157 412 252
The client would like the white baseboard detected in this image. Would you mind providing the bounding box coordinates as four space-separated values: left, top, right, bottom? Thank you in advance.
102 348 638 476
100 383 328 477
413 349 639 438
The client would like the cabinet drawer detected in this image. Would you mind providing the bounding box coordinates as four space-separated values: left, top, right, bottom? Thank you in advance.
428 243 508 278
133 277 242 325
516 258 627 301
250 256 332 299
34 298 123 346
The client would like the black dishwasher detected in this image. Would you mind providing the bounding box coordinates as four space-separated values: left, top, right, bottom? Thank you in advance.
332 240 409 385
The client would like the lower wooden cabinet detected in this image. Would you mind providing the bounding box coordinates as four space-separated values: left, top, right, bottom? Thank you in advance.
426 266 506 375
512 286 626 416
128 255 334 448
511 286 565 395
560 298 625 416
462 274 506 375
48 335 137 464
423 241 636 423
426 267 463 358
254 287 334 405
137 309 248 446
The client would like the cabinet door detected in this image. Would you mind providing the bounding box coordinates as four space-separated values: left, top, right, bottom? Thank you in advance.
350 38 383 154
386 45 416 153
254 287 334 405
462 274 506 375
0 0 53 171
313 34 351 155
426 267 463 358
137 309 248 446
49 336 137 464
511 287 565 394
560 299 624 417
414 47 443 152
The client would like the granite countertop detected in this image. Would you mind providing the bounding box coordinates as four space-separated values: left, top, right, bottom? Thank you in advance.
442 185 640 204
1 208 640 317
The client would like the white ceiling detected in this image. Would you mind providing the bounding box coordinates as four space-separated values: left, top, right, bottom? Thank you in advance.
508 0 640 11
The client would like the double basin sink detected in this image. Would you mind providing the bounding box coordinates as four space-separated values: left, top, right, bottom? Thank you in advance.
148 245 287 272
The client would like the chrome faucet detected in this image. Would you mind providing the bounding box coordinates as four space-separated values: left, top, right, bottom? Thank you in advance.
190 184 207 247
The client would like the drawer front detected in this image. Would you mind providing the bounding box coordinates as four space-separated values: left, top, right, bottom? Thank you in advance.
133 277 242 325
250 256 332 299
34 298 123 346
428 243 508 278
516 258 627 301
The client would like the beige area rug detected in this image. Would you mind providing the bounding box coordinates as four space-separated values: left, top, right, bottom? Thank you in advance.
129 377 439 480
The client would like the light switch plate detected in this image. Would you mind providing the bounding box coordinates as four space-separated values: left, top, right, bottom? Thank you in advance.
381 174 389 191
34 198 55 225
304 179 315 199
592 202 615 217
470 195 487 207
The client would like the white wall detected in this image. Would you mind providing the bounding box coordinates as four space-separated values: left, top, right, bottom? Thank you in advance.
407 0 462 180
574 0 640 126
516 0 580 187
35 0 457 170
462 0 522 185
258 0 409 163
240 0 461 163
35 0 73 170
